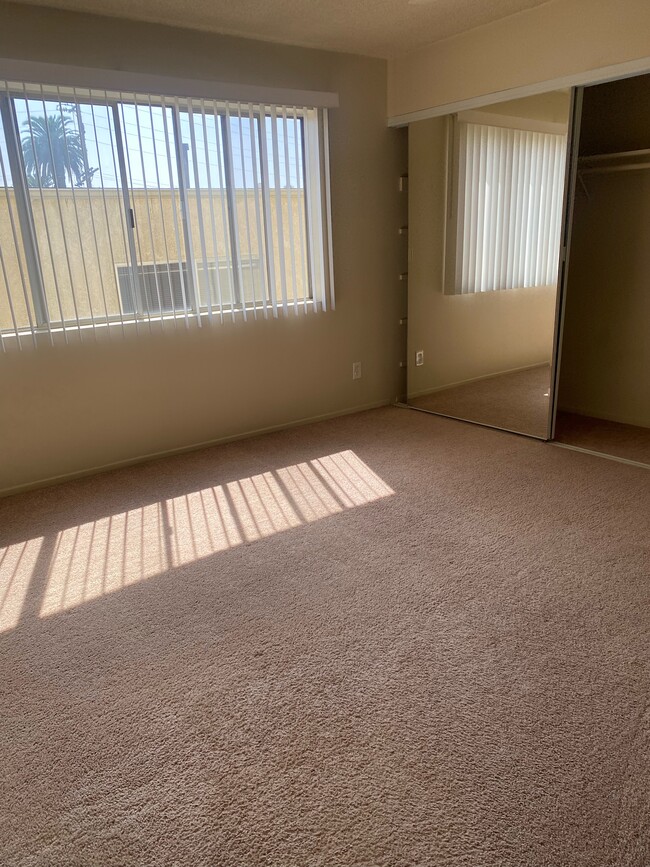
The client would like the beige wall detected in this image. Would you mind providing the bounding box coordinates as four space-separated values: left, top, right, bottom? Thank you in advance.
407 110 559 400
388 0 650 122
0 2 407 494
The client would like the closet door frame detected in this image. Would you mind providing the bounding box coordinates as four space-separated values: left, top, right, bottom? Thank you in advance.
547 86 584 441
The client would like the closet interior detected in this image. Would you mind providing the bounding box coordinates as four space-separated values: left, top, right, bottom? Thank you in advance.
553 73 650 465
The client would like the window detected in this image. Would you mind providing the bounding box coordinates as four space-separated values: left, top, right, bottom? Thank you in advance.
445 114 567 295
0 79 333 347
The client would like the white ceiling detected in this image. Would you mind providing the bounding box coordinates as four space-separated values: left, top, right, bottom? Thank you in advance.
10 0 556 59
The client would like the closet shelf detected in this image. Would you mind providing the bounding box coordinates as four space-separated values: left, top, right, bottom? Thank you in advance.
579 148 650 175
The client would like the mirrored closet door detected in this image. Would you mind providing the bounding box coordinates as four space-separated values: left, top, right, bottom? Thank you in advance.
406 90 572 439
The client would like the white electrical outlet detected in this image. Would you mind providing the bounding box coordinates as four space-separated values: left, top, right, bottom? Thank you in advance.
352 362 362 380
415 350 424 367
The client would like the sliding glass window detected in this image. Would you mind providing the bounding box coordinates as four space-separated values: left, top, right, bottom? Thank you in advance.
0 80 333 347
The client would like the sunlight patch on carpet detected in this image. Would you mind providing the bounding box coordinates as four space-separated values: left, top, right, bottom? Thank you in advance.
0 538 44 632
0 451 393 630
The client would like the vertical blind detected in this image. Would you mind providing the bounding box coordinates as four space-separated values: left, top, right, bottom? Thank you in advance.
0 80 334 349
451 120 567 294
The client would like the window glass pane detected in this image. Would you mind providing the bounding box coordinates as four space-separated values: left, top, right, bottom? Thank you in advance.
1 82 330 335
263 114 302 188
227 112 265 307
14 94 129 323
177 104 235 310
118 100 191 317
263 112 310 305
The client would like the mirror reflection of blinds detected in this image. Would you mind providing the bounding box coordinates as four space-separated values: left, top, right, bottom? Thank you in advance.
0 79 333 349
454 122 567 294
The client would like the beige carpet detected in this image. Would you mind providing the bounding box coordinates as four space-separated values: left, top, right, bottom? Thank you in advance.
409 364 551 438
1 407 649 866
555 411 650 466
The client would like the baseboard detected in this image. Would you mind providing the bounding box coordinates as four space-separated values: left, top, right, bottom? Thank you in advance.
551 442 649 470
408 361 550 401
0 399 392 498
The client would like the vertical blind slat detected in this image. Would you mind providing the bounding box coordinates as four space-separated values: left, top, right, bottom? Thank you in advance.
548 137 563 280
455 121 467 292
322 108 335 311
465 123 478 293
303 110 325 311
513 128 526 287
497 128 510 292
293 107 309 315
198 101 224 322
281 108 299 315
171 101 199 325
258 107 278 318
109 96 142 334
235 102 258 319
133 92 166 327
269 106 288 315
506 129 519 291
212 103 236 320
117 97 152 332
89 93 126 337
158 96 191 329
223 103 246 321
187 101 214 323
474 124 485 293
248 103 269 319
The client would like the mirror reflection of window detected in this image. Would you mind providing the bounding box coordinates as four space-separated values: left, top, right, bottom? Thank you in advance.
446 114 567 295
406 90 571 440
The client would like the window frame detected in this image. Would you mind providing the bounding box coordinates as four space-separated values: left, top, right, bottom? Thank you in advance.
0 73 334 342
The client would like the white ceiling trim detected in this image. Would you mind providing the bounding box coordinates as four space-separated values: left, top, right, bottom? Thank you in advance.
387 55 650 126
0 58 340 108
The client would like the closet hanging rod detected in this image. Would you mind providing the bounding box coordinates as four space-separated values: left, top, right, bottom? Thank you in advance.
580 162 650 175
579 147 650 163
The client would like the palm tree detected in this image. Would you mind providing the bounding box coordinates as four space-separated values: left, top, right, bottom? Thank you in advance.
21 112 96 189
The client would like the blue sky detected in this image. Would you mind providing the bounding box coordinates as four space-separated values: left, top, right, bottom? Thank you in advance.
3 97 303 192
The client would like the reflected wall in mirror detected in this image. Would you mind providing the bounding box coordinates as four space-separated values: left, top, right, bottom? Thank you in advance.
407 90 571 438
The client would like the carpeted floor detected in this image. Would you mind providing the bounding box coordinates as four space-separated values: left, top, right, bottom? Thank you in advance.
1 407 649 867
555 411 650 466
409 364 551 438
